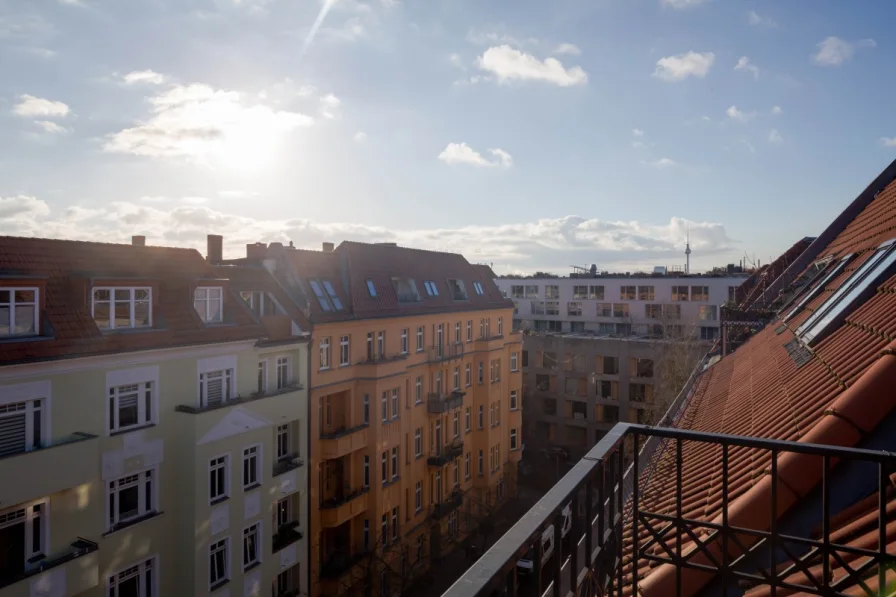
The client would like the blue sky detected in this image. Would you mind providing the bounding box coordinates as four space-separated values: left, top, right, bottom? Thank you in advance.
1 0 894 274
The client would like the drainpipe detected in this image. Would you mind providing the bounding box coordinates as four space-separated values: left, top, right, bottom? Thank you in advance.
306 333 314 597
639 340 896 597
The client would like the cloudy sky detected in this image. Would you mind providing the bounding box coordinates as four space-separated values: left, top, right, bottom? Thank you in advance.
1 0 894 274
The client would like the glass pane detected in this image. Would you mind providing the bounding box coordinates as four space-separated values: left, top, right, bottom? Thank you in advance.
119 485 139 520
193 299 205 319
208 287 221 299
12 305 35 334
0 306 9 333
208 298 222 322
134 301 150 326
14 290 35 303
114 288 131 301
118 574 139 597
134 288 150 300
0 290 9 304
114 301 130 328
195 287 208 300
94 302 111 329
119 402 138 428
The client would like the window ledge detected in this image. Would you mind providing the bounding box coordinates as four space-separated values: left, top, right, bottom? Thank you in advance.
382 477 400 488
243 482 262 492
103 510 163 537
242 561 261 574
210 496 229 507
110 423 156 437
210 579 230 593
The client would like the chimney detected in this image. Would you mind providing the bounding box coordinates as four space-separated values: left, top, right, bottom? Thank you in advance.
246 242 267 260
132 235 146 247
207 234 223 264
322 242 335 253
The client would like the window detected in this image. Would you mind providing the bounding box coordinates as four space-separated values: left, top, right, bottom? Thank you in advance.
423 281 440 296
107 556 156 597
366 332 375 360
199 369 234 407
363 456 370 488
478 362 484 384
545 301 560 315
377 331 385 358
392 277 421 303
453 460 459 486
691 286 709 301
698 305 718 321
366 279 377 297
319 338 331 369
465 452 471 479
381 452 387 485
193 287 223 323
465 407 471 431
309 280 331 312
572 285 588 299
489 402 494 427
511 285 524 298
478 450 484 475
257 360 268 395
453 411 459 438
545 285 560 299
322 280 343 310
339 336 350 366
381 514 388 547
629 383 648 402
276 424 290 460
243 523 260 570
597 303 612 317
524 285 539 298
603 405 619 422
363 394 370 423
567 301 582 316
700 326 719 340
415 429 422 457
613 303 629 318
511 429 518 450
415 481 422 512
93 287 151 330
240 291 277 317
401 328 408 354
381 393 388 422
466 320 473 342
392 508 399 540
209 538 229 588
276 356 290 389
603 356 619 375
645 304 662 319
473 281 486 295
391 389 399 419
785 256 851 321
364 520 370 550
416 326 424 351
620 286 636 300
663 304 681 320
209 455 229 503
635 358 654 378
478 405 484 429
588 285 604 300
453 367 460 390
243 446 260 489
108 468 156 529
109 381 154 433
510 390 518 410
392 447 399 480
598 380 613 399
798 241 896 345
672 286 689 301
415 377 423 404
497 317 503 336
530 301 545 315
464 363 471 386
447 279 468 300
638 286 655 301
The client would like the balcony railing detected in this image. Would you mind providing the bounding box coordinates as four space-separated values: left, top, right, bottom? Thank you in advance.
0 537 98 591
427 440 464 467
272 521 303 553
427 391 465 414
273 454 304 477
321 486 369 510
428 343 464 362
320 550 370 579
442 424 896 597
320 423 369 440
176 379 304 414
432 488 464 520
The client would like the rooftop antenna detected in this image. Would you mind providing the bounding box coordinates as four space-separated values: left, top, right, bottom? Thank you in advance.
684 225 692 274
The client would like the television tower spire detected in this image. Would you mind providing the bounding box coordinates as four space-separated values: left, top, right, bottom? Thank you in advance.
685 225 692 274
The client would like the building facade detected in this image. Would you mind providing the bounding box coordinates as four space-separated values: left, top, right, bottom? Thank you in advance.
239 240 522 597
0 237 310 597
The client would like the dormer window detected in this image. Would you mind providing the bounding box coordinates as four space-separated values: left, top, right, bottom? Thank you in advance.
240 291 277 317
194 287 223 324
447 279 468 301
92 287 151 330
309 279 344 312
366 279 377 297
423 281 439 297
391 278 420 303
472 281 485 295
0 288 38 337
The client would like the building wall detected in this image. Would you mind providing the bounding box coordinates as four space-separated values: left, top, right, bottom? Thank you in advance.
308 307 522 597
0 340 309 597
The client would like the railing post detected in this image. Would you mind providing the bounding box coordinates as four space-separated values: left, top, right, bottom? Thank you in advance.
770 448 778 597
553 511 563 597
721 442 728 597
570 492 579 595
822 454 830 589
675 438 682 597
632 429 640 594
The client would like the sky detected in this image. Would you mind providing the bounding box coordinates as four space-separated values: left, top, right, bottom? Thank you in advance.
1 0 895 275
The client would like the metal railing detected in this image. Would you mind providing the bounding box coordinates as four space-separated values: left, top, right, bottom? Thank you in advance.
0 537 98 590
428 343 465 362
442 424 896 597
428 440 464 467
432 489 464 520
428 391 465 414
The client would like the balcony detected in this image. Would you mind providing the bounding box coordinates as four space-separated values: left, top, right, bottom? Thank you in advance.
427 440 464 467
319 424 369 460
354 353 409 377
431 489 464 520
427 391 464 415
0 538 98 595
320 550 369 580
272 521 303 553
442 424 896 597
273 454 304 477
175 379 304 414
0 432 98 506
475 334 506 351
320 487 369 528
428 343 464 363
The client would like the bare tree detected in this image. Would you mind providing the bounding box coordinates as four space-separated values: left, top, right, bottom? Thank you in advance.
330 528 431 597
646 309 707 422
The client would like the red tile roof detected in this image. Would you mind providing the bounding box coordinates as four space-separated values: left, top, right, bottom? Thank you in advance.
630 163 896 596
736 237 815 309
0 236 298 365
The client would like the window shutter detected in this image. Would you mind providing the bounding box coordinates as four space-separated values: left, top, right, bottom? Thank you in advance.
0 412 26 456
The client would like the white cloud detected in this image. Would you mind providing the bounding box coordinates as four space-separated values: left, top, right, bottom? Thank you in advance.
553 43 581 55
475 45 587 87
813 36 876 66
123 70 167 85
466 30 529 47
880 137 896 148
103 83 313 166
734 56 760 80
653 51 714 82
438 142 513 168
0 200 737 273
12 94 70 118
181 196 210 204
217 190 259 199
34 120 70 134
726 105 754 123
768 129 783 144
747 10 776 27
319 93 341 119
353 131 367 143
448 53 465 70
771 105 783 116
661 0 708 8
632 128 644 137
646 157 677 168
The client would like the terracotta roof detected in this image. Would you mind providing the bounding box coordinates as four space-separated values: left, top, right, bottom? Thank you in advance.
0 236 296 365
736 237 815 309
630 162 896 596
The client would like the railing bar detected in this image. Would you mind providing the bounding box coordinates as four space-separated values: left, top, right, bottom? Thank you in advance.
770 448 778 597
633 429 640 594
570 491 579 596
535 520 543 597
552 511 562 597
585 469 593 590
676 437 683 597
617 446 624 597
722 442 729 597
822 453 831 590
879 461 886 596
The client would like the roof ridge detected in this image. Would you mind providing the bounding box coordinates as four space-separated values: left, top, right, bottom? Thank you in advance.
0 234 202 254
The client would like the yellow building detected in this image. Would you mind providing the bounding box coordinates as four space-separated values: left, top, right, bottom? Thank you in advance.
241 240 523 597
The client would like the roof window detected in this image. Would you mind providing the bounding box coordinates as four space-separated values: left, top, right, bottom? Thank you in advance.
447 279 468 301
797 239 896 345
784 255 850 322
391 277 420 303
239 291 278 317
194 286 223 324
0 288 39 337
423 281 440 297
93 287 152 330
473 281 485 295
309 279 343 311
366 279 377 297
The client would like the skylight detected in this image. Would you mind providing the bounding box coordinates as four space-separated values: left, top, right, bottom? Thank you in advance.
784 255 851 322
423 281 439 297
797 239 896 345
322 280 343 310
473 281 485 295
392 277 420 303
366 279 377 297
447 279 468 300
308 280 331 312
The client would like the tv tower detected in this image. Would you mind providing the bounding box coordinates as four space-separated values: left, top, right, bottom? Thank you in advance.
684 226 692 274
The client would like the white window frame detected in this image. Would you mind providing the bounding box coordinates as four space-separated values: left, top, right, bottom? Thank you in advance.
416 327 424 352
465 452 470 479
0 499 49 563
243 522 261 571
363 455 370 488
107 555 158 597
108 467 157 531
497 317 503 336
391 447 399 480
478 450 483 476
0 394 45 456
510 352 518 372
339 335 350 366
92 286 152 330
319 337 331 370
414 428 422 457
209 537 230 589
465 407 471 432
465 363 471 386
0 287 40 336
194 286 223 324
453 367 460 390
276 423 291 460
415 481 422 512
454 322 461 344
400 328 408 354
109 381 155 433
242 445 261 490
381 393 388 422
510 390 518 411
478 405 484 429
415 377 423 404
209 454 230 503
511 428 518 450
199 368 234 408
453 411 459 438
391 389 399 419
276 355 291 390
257 359 268 395
466 320 472 342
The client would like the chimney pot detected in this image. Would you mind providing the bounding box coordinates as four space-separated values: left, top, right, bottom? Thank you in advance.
322 242 335 253
132 235 146 247
207 234 223 264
